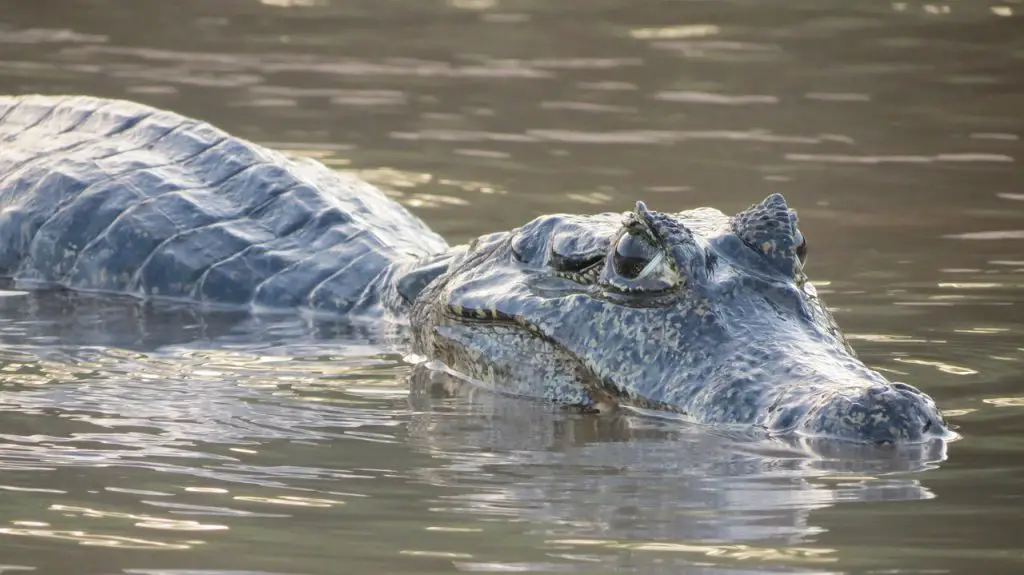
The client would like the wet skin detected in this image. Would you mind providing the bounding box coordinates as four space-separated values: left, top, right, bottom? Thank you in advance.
409 194 953 445
0 96 952 446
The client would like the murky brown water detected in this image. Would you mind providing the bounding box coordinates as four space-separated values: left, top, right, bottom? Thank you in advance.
0 0 1022 573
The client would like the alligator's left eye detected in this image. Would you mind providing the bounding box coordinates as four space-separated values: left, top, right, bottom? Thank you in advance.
613 230 660 279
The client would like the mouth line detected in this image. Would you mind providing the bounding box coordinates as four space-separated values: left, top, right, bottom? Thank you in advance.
436 305 954 446
782 426 958 447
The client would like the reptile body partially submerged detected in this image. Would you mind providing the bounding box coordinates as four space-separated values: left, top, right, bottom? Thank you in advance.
0 95 953 446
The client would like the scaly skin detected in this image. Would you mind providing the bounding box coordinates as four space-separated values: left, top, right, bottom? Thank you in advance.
0 94 446 318
410 198 953 445
0 95 953 445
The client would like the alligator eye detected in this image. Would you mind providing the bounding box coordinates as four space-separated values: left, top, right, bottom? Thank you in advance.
613 231 659 279
794 230 807 267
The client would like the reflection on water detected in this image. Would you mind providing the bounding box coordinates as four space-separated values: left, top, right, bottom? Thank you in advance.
0 290 952 573
0 0 1023 573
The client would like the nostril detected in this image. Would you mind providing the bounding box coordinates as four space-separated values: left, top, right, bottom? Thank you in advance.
867 383 888 396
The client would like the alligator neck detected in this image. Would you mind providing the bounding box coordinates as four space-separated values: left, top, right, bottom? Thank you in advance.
374 246 468 319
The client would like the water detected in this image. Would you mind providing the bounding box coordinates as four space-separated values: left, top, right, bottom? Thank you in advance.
0 0 1022 573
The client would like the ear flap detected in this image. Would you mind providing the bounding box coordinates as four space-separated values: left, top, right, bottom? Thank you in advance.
731 193 804 277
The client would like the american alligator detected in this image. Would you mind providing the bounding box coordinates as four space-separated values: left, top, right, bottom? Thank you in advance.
0 95 952 446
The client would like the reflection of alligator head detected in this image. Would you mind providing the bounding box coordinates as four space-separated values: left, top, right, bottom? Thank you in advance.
403 363 943 562
409 194 954 446
0 95 953 448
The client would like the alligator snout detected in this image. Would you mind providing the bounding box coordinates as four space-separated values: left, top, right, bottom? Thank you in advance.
789 382 949 445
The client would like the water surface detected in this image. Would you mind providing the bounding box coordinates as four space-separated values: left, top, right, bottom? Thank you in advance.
0 1 1022 573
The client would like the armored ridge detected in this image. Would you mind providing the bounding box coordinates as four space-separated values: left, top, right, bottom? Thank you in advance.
0 94 447 317
0 94 954 447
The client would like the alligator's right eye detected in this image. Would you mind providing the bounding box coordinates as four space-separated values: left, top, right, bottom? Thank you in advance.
795 230 807 267
613 231 659 279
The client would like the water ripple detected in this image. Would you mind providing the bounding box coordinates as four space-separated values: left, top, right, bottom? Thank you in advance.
65 46 554 80
786 153 1014 164
653 91 779 105
2 0 1023 572
392 129 836 145
0 28 108 44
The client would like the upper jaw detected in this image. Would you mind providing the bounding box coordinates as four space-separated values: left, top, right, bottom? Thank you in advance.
744 351 952 444
789 383 952 445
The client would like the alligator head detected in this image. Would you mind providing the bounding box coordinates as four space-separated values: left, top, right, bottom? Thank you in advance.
407 193 952 445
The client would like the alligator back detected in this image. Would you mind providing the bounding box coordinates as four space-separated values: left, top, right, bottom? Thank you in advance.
0 95 447 316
